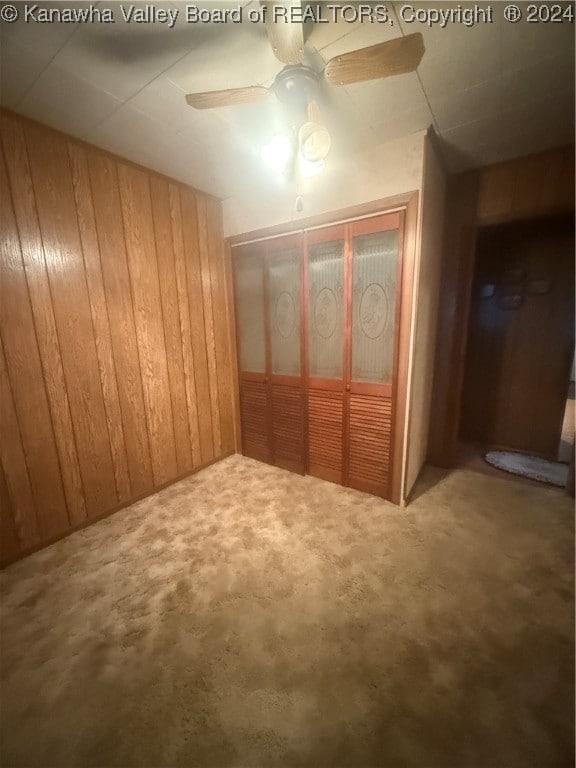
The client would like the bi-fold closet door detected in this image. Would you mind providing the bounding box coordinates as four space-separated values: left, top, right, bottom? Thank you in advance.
306 212 403 498
233 234 305 474
233 210 404 500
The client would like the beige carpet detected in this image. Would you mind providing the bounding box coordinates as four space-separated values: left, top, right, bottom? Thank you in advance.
0 455 573 768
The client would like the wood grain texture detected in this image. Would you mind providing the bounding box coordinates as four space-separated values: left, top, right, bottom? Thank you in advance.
347 394 392 497
168 183 202 467
0 336 40 551
0 140 70 541
461 217 574 458
180 188 214 464
118 163 178 486
261 1 304 64
429 146 574 469
149 176 193 476
88 151 154 498
225 242 242 453
67 142 132 503
271 385 305 474
196 194 222 456
307 390 344 483
0 113 86 526
239 380 271 463
0 109 236 562
427 175 479 468
476 145 574 224
25 122 117 518
324 33 424 86
0 459 19 566
232 207 412 502
185 86 269 110
206 198 236 454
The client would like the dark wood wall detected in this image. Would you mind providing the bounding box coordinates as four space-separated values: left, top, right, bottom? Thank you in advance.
428 145 575 467
0 110 237 566
461 217 574 458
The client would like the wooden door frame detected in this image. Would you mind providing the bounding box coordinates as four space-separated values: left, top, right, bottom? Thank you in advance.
345 210 407 499
304 222 347 483
458 214 575 460
429 169 575 469
265 231 303 386
266 231 306 474
347 211 404 401
228 190 420 505
224 241 241 453
230 240 272 464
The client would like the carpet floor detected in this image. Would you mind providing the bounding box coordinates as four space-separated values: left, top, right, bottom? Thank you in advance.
0 455 573 768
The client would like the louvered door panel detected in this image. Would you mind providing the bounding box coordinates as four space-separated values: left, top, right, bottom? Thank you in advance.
240 380 271 463
233 210 404 502
308 389 344 483
347 394 392 496
272 384 304 473
233 242 271 466
267 234 304 473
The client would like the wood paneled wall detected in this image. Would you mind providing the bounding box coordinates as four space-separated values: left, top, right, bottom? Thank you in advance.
428 144 575 467
0 110 237 566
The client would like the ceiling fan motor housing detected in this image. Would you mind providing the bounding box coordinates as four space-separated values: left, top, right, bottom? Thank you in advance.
273 65 321 109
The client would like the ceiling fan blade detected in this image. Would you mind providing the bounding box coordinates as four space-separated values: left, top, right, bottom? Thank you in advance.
324 33 425 86
260 1 305 64
185 86 269 110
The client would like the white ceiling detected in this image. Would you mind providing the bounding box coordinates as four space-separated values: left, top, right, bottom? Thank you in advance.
1 1 574 203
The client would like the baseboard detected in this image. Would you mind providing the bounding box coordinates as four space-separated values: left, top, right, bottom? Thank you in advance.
1 451 236 569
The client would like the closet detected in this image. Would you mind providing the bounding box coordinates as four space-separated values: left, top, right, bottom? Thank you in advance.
232 210 404 500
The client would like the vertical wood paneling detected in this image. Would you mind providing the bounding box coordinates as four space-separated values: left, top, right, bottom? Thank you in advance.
0 336 40 549
0 114 86 526
149 176 193 476
477 146 574 224
24 123 117 518
118 164 178 486
225 242 242 453
87 152 154 499
0 110 236 564
67 142 132 503
168 183 202 467
196 194 222 456
180 188 214 464
0 142 70 539
0 460 19 565
430 146 574 469
206 198 235 453
461 218 574 458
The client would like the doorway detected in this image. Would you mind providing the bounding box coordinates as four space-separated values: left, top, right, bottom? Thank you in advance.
458 215 575 476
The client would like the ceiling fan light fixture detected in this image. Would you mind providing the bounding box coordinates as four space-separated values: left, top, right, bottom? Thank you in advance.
298 154 325 179
261 133 293 174
298 121 331 162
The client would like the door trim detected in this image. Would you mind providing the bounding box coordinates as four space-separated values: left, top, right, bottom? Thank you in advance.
228 191 418 246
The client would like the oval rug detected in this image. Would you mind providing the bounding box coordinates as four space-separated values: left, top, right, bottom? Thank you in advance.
485 451 569 487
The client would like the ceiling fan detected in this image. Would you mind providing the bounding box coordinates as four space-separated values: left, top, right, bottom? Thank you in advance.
184 3 425 114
